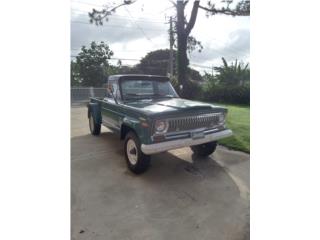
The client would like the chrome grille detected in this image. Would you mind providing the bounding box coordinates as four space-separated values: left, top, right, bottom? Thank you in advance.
167 113 221 132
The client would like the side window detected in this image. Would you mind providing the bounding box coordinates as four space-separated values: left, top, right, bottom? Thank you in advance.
106 81 120 101
106 82 113 98
113 83 121 100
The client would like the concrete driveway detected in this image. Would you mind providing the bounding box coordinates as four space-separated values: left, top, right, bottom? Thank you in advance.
71 106 250 240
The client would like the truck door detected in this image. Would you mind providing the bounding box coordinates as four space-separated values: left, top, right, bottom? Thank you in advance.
101 81 122 132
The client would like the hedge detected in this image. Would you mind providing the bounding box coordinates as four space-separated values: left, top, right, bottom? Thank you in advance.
201 85 250 105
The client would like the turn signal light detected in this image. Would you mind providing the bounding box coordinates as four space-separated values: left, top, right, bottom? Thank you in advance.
153 135 165 142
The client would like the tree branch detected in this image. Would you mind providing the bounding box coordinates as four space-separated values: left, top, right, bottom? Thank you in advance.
199 0 250 17
185 0 200 35
169 0 177 7
89 0 138 25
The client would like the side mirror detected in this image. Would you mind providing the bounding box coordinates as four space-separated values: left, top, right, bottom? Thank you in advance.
107 84 114 93
106 83 118 104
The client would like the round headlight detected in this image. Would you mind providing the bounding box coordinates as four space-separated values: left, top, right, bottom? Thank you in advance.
154 120 168 133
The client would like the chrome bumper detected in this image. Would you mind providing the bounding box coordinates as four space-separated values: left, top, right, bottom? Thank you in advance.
141 129 233 155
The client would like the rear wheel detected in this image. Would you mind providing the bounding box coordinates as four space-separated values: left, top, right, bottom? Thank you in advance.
124 131 150 174
190 141 217 157
89 112 101 135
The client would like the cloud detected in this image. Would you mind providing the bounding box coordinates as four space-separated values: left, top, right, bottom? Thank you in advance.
71 14 167 50
190 28 250 65
70 0 250 71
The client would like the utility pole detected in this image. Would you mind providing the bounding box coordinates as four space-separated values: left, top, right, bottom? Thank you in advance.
169 16 174 78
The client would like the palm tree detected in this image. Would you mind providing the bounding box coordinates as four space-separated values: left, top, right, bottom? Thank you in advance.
214 58 250 86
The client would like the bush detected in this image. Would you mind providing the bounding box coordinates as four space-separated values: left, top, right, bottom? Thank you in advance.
179 80 203 100
202 85 250 105
169 77 203 100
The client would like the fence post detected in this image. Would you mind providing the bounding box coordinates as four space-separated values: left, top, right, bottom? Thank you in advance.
89 87 94 98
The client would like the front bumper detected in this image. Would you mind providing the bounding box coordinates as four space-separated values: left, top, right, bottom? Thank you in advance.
141 129 233 155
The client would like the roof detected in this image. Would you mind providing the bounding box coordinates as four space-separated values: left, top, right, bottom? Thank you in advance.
108 74 169 81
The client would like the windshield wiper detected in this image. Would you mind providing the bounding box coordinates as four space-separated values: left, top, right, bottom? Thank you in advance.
123 93 176 100
123 93 140 96
123 93 153 100
152 94 176 98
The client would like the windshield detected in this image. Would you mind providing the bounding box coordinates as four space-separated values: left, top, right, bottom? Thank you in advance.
120 79 179 100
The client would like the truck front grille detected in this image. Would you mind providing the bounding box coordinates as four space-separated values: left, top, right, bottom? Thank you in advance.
167 113 221 132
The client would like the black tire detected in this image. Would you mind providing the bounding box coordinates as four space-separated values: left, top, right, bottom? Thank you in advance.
89 112 101 135
190 141 217 157
124 131 151 174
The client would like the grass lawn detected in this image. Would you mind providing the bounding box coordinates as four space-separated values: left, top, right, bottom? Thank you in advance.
215 104 250 153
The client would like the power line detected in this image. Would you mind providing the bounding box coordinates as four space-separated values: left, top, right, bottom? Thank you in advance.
189 43 248 61
71 9 247 56
190 63 212 70
210 40 249 56
70 55 248 72
71 54 214 69
71 55 141 61
71 0 166 17
158 5 175 14
71 2 248 56
71 13 165 24
110 57 140 61
71 48 154 53
71 8 166 23
190 56 250 70
71 52 248 68
71 20 167 32
71 0 102 8
124 6 154 45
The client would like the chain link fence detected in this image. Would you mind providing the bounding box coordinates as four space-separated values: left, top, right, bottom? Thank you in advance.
71 87 106 104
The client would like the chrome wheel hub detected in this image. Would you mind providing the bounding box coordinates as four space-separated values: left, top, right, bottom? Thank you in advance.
127 139 138 165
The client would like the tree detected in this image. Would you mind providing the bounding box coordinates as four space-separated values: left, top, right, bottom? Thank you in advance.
137 49 177 76
213 57 250 86
88 0 250 95
71 61 81 86
136 49 203 81
175 0 249 96
76 41 113 87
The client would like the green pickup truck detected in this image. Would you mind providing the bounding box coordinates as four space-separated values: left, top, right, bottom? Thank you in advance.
88 74 232 174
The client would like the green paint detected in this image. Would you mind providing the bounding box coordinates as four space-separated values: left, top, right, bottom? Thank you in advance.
89 75 231 146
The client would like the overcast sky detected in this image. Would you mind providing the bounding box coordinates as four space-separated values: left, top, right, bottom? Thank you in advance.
71 0 250 73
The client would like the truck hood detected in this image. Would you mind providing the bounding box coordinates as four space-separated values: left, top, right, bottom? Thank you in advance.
124 98 226 117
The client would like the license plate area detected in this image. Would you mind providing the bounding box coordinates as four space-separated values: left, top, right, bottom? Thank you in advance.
191 131 205 140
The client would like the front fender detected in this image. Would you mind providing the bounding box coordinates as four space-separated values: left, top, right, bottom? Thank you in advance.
122 116 140 128
121 116 151 144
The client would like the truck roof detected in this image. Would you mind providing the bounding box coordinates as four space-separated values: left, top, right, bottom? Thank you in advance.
108 74 169 82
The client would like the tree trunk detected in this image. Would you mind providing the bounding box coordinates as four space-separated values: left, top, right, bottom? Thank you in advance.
176 0 200 98
176 0 188 97
177 34 188 90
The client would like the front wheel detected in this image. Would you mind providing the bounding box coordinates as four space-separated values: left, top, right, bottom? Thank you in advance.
190 141 217 157
124 131 151 174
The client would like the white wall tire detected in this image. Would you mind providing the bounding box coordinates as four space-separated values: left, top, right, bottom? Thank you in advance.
126 139 138 165
124 131 151 174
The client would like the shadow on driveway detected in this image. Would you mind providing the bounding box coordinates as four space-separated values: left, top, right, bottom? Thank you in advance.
71 131 249 240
